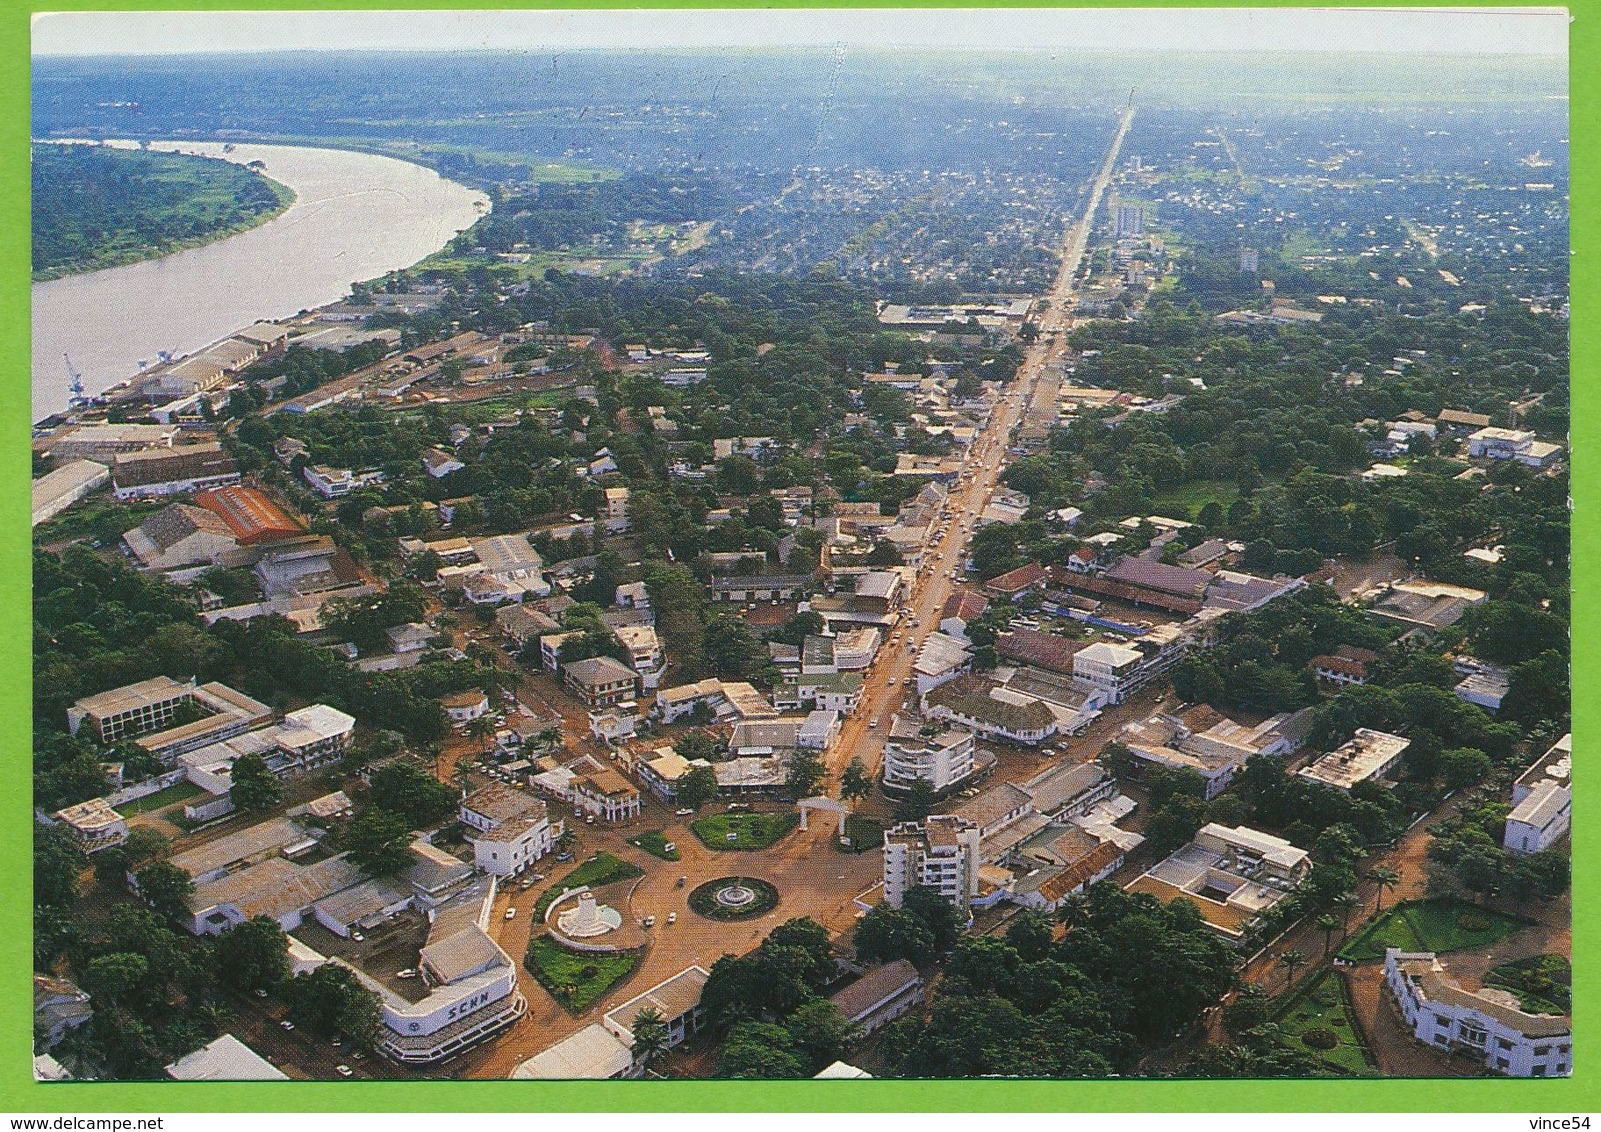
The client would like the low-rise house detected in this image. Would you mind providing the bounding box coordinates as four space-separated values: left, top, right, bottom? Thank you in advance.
982 562 1047 599
1465 427 1563 467
34 976 93 1050
1296 729 1411 792
637 748 699 802
922 675 1057 746
165 1034 288 1081
422 447 467 478
655 678 728 723
614 624 667 690
441 690 490 724
603 966 710 1051
571 766 642 822
1118 706 1312 801
827 960 925 1037
53 798 129 854
386 622 436 655
563 655 639 709
1454 658 1512 713
773 670 864 715
995 627 1085 674
110 443 241 501
1126 823 1311 942
589 707 638 745
709 575 810 603
1368 580 1488 632
1385 949 1570 1076
303 464 385 498
1311 645 1379 687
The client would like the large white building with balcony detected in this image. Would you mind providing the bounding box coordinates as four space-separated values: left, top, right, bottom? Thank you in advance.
883 815 981 910
880 715 977 793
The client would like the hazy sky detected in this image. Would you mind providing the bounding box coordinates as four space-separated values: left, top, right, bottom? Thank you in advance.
32 7 1570 58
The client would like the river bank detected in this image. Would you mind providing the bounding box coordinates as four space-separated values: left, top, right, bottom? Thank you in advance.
32 140 489 420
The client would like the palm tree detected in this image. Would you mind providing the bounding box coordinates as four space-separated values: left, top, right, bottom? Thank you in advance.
629 1007 670 1073
1367 865 1401 917
1277 949 1308 995
1334 890 1363 941
466 714 495 754
1315 913 1341 958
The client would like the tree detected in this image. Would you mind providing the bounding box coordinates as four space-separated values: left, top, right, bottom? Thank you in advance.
1315 913 1341 958
840 758 873 808
903 886 963 953
675 730 721 764
229 752 285 813
785 999 856 1072
34 822 80 910
675 765 718 810
345 808 414 877
894 778 938 822
466 714 496 754
134 861 194 922
1367 865 1401 916
214 915 290 992
1277 949 1307 994
718 1020 807 1078
853 905 936 967
287 964 381 1047
1097 741 1137 779
1334 890 1363 940
366 762 457 828
1438 747 1492 791
784 748 825 799
629 1006 670 1072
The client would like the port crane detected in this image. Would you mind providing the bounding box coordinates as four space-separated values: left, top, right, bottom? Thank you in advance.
63 354 88 408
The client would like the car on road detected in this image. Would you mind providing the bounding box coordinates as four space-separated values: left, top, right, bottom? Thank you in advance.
396 969 419 980
869 718 880 729
336 1065 354 1078
667 912 677 925
504 908 517 921
556 851 574 862
349 931 365 942
642 915 656 928
675 808 694 817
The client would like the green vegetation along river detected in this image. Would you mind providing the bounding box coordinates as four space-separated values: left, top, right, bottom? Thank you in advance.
31 142 294 281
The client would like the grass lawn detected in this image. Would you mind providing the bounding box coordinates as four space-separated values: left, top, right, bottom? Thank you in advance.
117 779 204 815
532 851 645 919
627 831 681 862
1485 955 1570 1014
1274 968 1375 1075
1338 898 1528 962
691 811 800 851
838 814 886 854
523 936 639 1014
1147 478 1240 522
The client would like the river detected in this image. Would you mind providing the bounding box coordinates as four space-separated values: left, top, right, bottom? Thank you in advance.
32 140 490 420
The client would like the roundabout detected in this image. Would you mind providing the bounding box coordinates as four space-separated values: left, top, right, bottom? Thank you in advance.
688 876 780 921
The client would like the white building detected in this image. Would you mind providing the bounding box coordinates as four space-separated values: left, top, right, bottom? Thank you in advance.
460 784 560 877
602 966 710 1052
913 632 974 696
1296 729 1411 792
1127 824 1311 942
614 624 668 690
1118 707 1312 801
511 1023 635 1080
32 459 110 527
883 815 981 910
880 716 977 793
1465 427 1564 467
53 798 130 854
165 1034 288 1081
603 486 631 533
1070 641 1145 705
1384 949 1570 1077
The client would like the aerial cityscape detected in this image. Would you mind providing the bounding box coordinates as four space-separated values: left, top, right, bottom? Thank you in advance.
29 12 1570 1085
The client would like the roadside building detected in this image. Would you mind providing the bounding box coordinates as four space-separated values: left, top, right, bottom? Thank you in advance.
1384 949 1570 1076
602 966 710 1051
164 1034 288 1081
883 815 981 910
880 715 977 793
123 503 241 571
511 1024 635 1080
440 690 490 724
1311 645 1379 688
563 655 639 709
922 675 1058 746
459 784 559 877
571 766 642 823
1117 706 1312 801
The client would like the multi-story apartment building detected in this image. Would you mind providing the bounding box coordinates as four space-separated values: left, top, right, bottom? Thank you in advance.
880 715 977 793
883 815 981 911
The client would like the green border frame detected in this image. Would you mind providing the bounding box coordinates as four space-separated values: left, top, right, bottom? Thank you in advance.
3 0 1591 1112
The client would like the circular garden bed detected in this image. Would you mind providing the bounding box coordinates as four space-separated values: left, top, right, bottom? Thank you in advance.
688 876 780 921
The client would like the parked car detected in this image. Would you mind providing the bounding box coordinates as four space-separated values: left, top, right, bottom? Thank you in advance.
336 1065 354 1078
279 1020 295 1031
642 915 656 928
675 808 694 817
504 908 517 921
667 912 677 925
